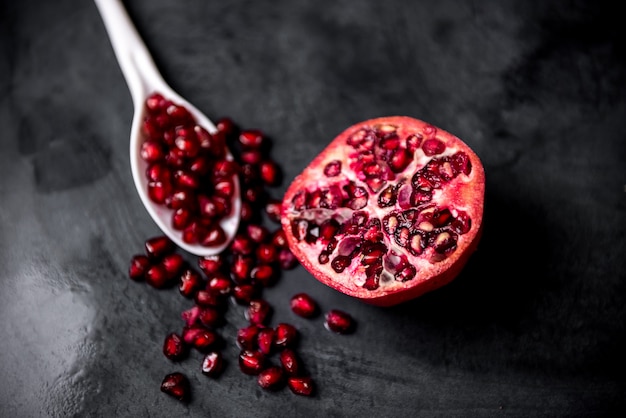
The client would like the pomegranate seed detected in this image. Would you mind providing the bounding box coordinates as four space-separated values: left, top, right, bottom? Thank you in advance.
174 128 200 158
212 159 239 179
160 372 190 402
246 299 272 325
166 104 193 124
183 325 217 352
279 249 298 270
147 181 172 204
216 117 237 136
145 264 170 288
287 376 314 396
274 323 298 349
237 325 260 350
231 255 254 283
172 208 193 230
129 254 150 281
279 349 300 376
257 366 284 390
422 138 446 156
229 234 255 255
181 306 201 326
238 350 266 375
201 351 223 377
195 289 224 308
256 243 278 264
161 253 185 279
240 150 263 164
146 162 171 183
238 129 265 149
250 264 277 287
207 275 232 295
179 268 203 298
198 254 224 276
246 224 269 243
198 306 222 328
290 293 318 318
163 333 187 361
271 229 288 248
232 284 258 305
140 140 165 163
260 160 280 186
325 309 355 334
239 201 255 223
213 178 235 198
265 199 282 223
201 224 227 247
323 160 341 177
145 92 165 113
257 328 275 355
188 154 211 175
145 236 175 259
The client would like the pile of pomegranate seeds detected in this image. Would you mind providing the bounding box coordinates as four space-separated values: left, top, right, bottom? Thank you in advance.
127 96 356 403
139 92 239 247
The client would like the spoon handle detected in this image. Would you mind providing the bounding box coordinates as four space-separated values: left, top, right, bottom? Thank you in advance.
94 0 170 107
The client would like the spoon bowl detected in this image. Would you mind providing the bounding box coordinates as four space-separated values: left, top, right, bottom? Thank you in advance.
94 0 240 256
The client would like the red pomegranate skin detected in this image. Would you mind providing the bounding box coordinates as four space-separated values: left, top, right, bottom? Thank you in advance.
281 116 485 307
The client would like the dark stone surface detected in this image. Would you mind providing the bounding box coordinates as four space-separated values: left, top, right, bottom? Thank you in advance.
1 0 625 416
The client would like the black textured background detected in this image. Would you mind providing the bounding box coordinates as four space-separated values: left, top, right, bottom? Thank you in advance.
1 0 625 417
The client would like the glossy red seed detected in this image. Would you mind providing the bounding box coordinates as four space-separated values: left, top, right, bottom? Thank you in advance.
145 92 165 113
161 253 185 279
274 323 298 349
237 325 260 350
422 138 445 156
290 293 318 318
207 275 232 295
195 290 224 308
183 325 217 352
181 306 201 326
325 309 355 334
178 268 203 298
271 229 288 249
260 160 280 186
163 333 187 361
145 236 175 259
246 299 272 325
140 140 165 163
129 254 151 281
279 249 298 270
230 235 255 255
201 352 223 377
198 254 224 276
145 264 170 288
240 150 263 165
279 349 300 376
238 350 266 375
246 224 269 243
257 328 275 355
231 255 254 283
160 372 190 402
216 117 236 136
147 181 172 204
265 199 282 223
258 366 284 390
146 163 171 183
198 306 222 328
171 208 193 230
201 224 227 247
232 284 257 305
287 376 314 396
238 130 265 149
250 264 277 287
256 243 278 264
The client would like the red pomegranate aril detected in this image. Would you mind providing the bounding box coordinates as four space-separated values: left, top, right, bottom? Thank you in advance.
325 310 355 334
231 255 254 283
181 306 201 326
188 154 211 176
271 229 288 248
145 264 170 288
250 264 277 287
240 150 263 165
172 208 193 230
145 236 175 260
274 323 298 349
212 159 239 179
232 284 258 305
140 140 165 163
229 234 255 255
129 254 151 281
163 332 188 361
240 200 255 223
216 117 237 136
173 170 200 189
160 372 190 402
246 299 272 325
198 306 222 328
195 289 224 308
256 243 278 263
239 350 266 375
237 325 260 350
214 178 235 198
258 366 284 390
147 181 172 204
422 138 446 156
166 104 192 124
178 268 203 298
201 224 227 247
324 160 342 177
198 254 224 276
161 253 185 279
279 249 298 270
238 130 265 149
183 325 217 352
279 349 300 376
257 328 275 355
201 351 224 377
146 162 171 183
287 376 314 396
166 189 195 210
265 199 282 223
207 275 232 295
247 224 269 243
290 293 318 318
174 128 199 157
145 92 165 113
260 160 280 186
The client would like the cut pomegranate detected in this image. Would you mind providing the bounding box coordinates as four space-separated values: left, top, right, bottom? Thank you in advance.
290 293 319 318
160 372 190 402
325 309 355 334
281 116 485 306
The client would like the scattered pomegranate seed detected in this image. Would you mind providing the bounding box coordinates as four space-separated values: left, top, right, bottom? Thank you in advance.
238 129 265 149
129 254 150 281
198 254 224 276
163 333 187 362
257 328 275 355
279 249 298 270
237 325 260 350
279 349 300 376
325 309 355 334
257 366 284 390
178 268 204 298
161 253 185 279
145 236 175 259
246 299 272 325
201 352 223 377
238 350 266 375
274 323 298 349
287 376 314 396
160 372 190 402
265 199 282 223
232 284 258 305
145 264 170 289
290 293 319 318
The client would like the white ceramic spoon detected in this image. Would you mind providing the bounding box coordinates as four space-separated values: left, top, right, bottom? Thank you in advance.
94 0 240 256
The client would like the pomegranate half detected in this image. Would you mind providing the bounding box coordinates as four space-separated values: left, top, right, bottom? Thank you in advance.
281 116 485 307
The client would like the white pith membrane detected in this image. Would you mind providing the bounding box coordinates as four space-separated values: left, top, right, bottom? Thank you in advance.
285 123 475 292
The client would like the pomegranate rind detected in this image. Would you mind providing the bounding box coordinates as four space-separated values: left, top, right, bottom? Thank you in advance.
281 116 485 307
